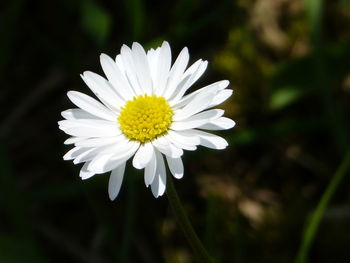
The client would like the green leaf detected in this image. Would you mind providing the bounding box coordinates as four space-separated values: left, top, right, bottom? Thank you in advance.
81 0 112 45
269 86 304 110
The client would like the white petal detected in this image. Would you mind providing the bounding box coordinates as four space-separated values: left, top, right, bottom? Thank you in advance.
166 156 184 179
162 47 189 98
165 60 201 101
151 150 166 198
120 44 143 95
180 59 202 80
59 120 121 138
166 135 197 151
207 89 233 108
63 147 88 160
74 136 124 147
169 60 208 104
170 120 206 131
80 161 95 180
67 91 116 121
61 109 97 120
88 141 139 174
165 74 191 102
73 141 127 164
87 153 114 173
198 117 236 130
100 53 135 101
186 60 208 87
59 119 115 129
108 163 126 200
170 109 223 130
153 41 172 96
147 48 160 88
152 136 183 158
64 137 85 145
63 127 120 138
73 147 99 164
144 149 157 186
132 42 153 95
172 91 215 121
147 48 156 62
115 54 125 71
168 130 200 145
173 80 229 109
191 130 228 149
132 143 154 169
81 71 124 111
174 107 223 122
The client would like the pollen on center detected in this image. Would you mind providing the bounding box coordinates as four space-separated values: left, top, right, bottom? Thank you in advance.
118 94 173 143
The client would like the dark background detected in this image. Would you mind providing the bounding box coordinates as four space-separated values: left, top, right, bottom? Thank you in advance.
1 0 350 262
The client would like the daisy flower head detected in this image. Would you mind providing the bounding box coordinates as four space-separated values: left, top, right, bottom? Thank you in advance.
58 41 235 200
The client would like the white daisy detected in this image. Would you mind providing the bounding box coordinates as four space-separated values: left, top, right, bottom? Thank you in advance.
58 41 235 200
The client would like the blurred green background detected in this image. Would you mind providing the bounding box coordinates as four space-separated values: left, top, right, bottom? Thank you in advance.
1 0 350 262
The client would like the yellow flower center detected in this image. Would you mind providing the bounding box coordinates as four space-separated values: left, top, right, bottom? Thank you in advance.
118 94 173 143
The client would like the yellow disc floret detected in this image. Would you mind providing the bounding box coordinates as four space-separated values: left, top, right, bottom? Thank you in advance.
118 94 173 143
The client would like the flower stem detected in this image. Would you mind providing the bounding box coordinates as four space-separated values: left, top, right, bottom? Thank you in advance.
294 150 350 263
166 175 215 263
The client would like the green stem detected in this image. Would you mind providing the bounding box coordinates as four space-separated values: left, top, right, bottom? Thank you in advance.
294 150 350 263
166 175 215 263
